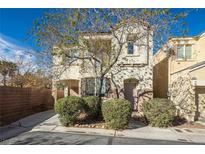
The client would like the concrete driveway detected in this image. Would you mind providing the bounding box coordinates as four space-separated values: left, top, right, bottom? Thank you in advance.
1 131 202 145
1 110 205 145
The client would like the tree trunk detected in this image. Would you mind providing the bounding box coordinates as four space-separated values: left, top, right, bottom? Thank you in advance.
110 73 119 98
96 76 104 119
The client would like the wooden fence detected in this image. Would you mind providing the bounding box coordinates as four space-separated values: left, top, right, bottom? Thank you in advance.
0 86 55 126
57 90 64 100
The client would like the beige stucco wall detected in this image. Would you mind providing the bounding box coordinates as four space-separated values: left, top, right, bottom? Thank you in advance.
153 57 169 98
190 66 205 80
170 64 205 121
195 33 205 62
169 33 205 75
52 65 81 81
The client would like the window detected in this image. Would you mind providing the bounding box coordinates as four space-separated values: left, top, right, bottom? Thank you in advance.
185 45 192 59
85 78 95 95
128 41 134 54
69 49 80 58
96 78 107 95
177 45 184 59
84 77 109 96
177 44 192 60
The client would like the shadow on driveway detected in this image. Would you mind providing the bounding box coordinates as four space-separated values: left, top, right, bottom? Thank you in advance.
1 131 204 145
0 110 56 142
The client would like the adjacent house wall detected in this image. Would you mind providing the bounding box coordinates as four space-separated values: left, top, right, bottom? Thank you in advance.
190 66 205 80
170 73 196 121
153 57 169 98
153 32 205 97
170 65 205 121
195 87 205 121
153 32 205 121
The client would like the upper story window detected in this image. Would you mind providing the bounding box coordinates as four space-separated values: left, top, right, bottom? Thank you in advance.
128 41 134 54
177 44 192 60
69 49 80 58
127 34 137 55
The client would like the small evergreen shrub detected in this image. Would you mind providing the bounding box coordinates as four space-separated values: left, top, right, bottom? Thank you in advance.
54 96 85 126
142 98 176 127
102 99 132 130
83 96 98 119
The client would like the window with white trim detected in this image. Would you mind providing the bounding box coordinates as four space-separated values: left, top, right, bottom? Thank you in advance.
127 41 134 54
177 44 192 60
84 77 109 96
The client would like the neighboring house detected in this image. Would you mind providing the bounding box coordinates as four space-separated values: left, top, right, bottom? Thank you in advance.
153 31 205 121
52 20 153 111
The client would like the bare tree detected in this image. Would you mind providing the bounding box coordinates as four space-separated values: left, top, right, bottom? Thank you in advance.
30 8 189 117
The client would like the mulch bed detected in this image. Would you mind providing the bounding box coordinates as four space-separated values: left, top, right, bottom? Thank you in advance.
176 122 205 129
74 120 107 129
73 113 205 129
74 113 107 129
171 116 205 129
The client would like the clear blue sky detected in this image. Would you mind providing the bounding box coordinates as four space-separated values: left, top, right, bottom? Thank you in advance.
0 8 205 53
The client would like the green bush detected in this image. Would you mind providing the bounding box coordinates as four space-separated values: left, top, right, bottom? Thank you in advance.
102 99 132 130
54 96 85 126
83 96 98 119
142 98 176 128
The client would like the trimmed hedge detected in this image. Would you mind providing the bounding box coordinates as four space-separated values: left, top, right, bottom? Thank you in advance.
142 98 176 128
54 96 84 126
83 96 98 119
102 99 132 130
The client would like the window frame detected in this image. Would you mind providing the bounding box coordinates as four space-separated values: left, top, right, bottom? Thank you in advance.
127 41 134 55
176 44 193 60
84 77 109 96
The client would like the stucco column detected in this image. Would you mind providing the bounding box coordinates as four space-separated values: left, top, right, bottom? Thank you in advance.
52 80 58 103
64 85 69 97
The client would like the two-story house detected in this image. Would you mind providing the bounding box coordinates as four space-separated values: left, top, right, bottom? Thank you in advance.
153 31 205 121
52 20 153 111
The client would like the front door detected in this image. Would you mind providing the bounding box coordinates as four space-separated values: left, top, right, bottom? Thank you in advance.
124 80 137 110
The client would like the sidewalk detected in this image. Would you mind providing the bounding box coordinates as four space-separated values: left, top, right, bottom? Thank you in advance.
1 110 205 144
0 110 55 141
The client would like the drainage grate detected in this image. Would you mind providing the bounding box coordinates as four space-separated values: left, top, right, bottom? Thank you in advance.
66 131 86 134
178 138 187 142
40 123 54 126
107 137 113 145
185 129 193 133
175 129 183 133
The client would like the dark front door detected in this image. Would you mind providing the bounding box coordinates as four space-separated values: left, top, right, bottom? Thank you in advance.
124 82 137 110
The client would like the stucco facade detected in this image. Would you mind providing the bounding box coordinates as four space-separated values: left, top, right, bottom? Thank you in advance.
52 21 153 111
153 31 205 121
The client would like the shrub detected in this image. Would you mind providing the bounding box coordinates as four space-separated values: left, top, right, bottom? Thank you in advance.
102 99 132 130
54 96 85 126
142 98 176 127
83 96 98 119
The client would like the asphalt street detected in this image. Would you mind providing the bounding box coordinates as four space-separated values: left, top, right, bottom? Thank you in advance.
1 131 204 145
